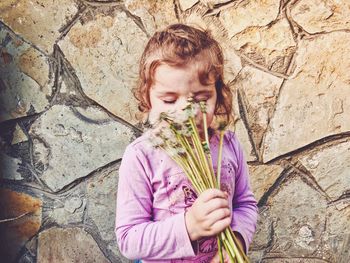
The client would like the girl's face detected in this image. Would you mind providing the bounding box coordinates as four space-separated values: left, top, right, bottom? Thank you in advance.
149 62 217 137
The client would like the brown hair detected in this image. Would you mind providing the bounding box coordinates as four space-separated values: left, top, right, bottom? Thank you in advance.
133 23 233 125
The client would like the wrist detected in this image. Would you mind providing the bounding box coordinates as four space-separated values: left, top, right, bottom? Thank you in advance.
185 210 200 241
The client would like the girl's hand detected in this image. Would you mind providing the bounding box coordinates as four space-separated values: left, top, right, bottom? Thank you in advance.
185 188 231 241
210 248 230 263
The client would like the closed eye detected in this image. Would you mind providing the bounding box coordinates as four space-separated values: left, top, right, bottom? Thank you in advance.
163 99 176 104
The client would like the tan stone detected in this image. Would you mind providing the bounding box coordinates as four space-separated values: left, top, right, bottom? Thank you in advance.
29 105 135 192
220 0 280 38
228 86 257 162
234 66 283 152
0 0 78 53
0 189 42 262
11 124 28 145
179 0 199 11
231 19 296 75
262 32 350 162
58 11 148 124
125 0 178 34
299 140 350 200
37 227 109 263
0 28 51 122
291 0 350 34
18 47 49 87
249 164 283 202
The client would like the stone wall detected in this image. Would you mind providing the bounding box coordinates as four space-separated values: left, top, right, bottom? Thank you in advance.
0 0 349 262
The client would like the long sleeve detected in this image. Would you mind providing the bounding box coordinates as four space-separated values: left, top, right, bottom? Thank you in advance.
115 144 196 260
229 133 258 253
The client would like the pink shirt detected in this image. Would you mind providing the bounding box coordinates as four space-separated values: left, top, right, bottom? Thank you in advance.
115 130 258 262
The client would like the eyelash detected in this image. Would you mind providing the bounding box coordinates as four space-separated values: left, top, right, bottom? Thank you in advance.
163 97 209 104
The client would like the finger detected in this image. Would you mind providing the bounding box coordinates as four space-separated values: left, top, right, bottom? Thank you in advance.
208 216 231 235
206 208 231 226
210 253 219 263
200 189 227 203
203 198 230 215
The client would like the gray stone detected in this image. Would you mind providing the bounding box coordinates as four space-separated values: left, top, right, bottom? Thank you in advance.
29 105 135 192
220 0 280 38
86 163 129 261
266 176 327 257
234 66 283 152
251 207 273 250
231 19 296 75
86 165 118 241
37 227 110 263
261 258 328 263
58 10 148 125
262 32 350 162
0 151 23 180
47 194 86 225
299 140 350 200
0 0 78 53
290 0 350 34
0 27 51 122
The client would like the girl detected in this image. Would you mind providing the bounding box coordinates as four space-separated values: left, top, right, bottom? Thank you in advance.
115 24 258 263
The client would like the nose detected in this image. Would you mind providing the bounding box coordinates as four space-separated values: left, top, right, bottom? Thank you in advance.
176 97 189 111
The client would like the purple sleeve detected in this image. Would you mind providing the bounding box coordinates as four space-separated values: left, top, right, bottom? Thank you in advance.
229 133 258 253
115 144 196 260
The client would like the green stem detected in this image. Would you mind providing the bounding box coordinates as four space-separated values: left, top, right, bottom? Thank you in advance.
216 130 225 189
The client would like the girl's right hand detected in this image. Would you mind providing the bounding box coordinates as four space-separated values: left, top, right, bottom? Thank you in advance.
185 188 231 241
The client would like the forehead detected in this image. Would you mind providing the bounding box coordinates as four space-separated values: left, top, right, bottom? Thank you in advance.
152 63 214 94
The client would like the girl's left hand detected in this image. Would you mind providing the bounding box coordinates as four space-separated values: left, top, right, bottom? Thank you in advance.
210 249 230 263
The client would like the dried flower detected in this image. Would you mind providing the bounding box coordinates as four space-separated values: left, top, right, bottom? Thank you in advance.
147 100 249 263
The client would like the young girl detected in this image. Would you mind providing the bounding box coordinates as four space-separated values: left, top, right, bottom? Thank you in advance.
115 24 258 263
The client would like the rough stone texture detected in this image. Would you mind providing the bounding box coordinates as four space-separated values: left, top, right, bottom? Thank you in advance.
231 19 297 75
262 32 350 162
290 0 350 34
11 124 28 145
125 0 178 34
249 164 283 202
0 151 23 180
180 4 243 82
37 227 110 263
250 206 273 250
0 26 51 122
299 140 350 200
325 204 350 263
58 11 148 124
228 85 257 162
86 163 128 262
266 176 328 258
179 0 199 11
220 0 280 38
47 194 86 225
234 66 283 152
1 1 349 262
0 0 78 54
29 105 135 192
0 189 42 262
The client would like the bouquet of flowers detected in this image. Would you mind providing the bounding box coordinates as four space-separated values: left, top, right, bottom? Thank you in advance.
147 98 249 263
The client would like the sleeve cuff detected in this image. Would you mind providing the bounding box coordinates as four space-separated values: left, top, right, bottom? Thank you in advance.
173 212 197 257
231 226 249 254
